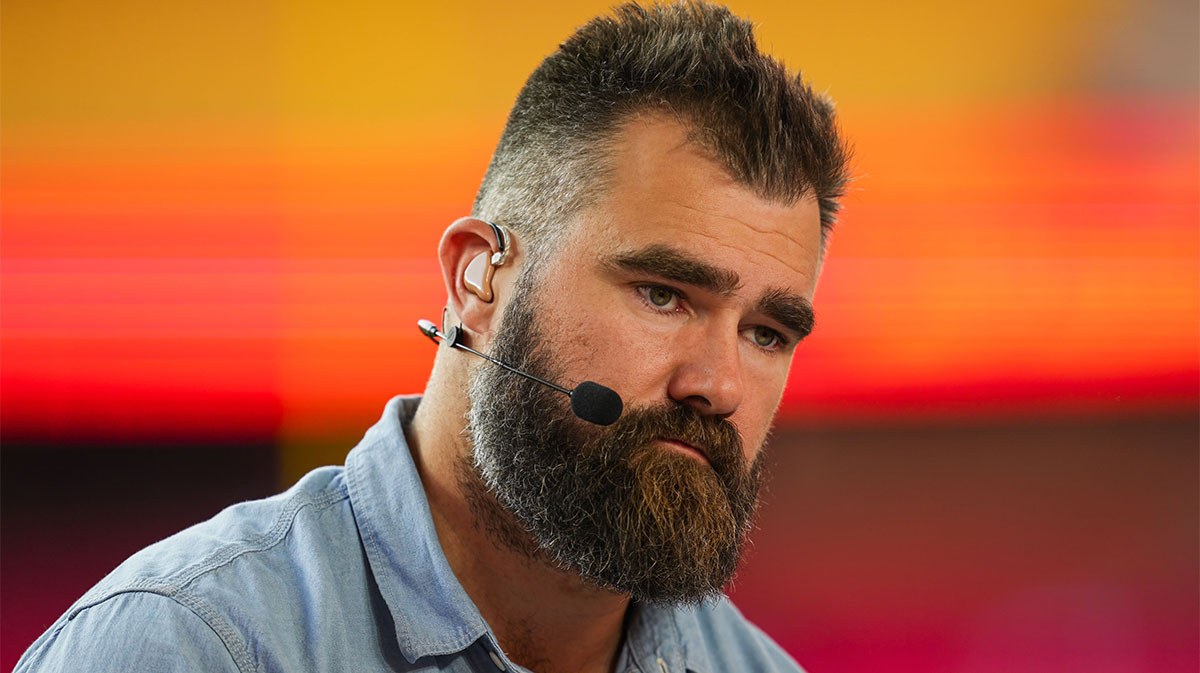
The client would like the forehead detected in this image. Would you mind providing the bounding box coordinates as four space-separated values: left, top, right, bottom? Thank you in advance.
568 116 823 298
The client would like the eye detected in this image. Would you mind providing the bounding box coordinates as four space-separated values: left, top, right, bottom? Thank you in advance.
748 326 784 350
637 285 681 311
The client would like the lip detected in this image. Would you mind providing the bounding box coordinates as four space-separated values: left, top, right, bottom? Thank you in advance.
658 438 710 464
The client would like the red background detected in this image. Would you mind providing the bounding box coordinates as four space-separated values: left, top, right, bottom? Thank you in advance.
3 1 1196 671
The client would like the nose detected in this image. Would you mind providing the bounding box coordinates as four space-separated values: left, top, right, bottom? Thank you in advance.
666 322 745 417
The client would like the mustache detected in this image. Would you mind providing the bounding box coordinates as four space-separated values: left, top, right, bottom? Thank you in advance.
599 402 746 475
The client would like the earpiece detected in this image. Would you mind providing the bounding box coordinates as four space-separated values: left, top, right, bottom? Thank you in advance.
463 221 511 303
463 252 496 302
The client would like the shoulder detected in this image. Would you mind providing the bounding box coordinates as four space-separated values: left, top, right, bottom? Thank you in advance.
18 466 356 673
684 597 808 672
78 465 353 604
15 591 244 673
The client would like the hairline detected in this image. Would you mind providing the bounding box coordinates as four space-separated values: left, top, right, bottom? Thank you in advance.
485 107 828 270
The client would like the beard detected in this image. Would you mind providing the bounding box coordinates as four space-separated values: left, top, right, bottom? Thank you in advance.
463 274 764 605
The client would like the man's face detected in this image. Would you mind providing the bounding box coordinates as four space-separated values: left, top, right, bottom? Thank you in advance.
464 117 823 603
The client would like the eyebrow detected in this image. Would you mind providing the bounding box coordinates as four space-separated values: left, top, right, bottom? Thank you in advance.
604 244 742 296
757 287 816 340
602 244 817 339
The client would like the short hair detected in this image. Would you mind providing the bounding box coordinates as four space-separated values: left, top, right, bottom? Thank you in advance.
472 1 851 261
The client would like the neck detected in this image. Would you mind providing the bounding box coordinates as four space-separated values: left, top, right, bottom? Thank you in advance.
410 371 630 673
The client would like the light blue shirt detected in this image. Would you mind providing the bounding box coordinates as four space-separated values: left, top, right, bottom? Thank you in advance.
17 396 804 673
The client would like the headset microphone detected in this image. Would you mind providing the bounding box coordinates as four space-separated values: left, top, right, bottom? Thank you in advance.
417 319 623 426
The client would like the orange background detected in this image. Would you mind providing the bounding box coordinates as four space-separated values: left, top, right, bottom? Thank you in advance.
2 1 1197 671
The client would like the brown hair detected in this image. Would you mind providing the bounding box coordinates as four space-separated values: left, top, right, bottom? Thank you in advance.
473 1 851 258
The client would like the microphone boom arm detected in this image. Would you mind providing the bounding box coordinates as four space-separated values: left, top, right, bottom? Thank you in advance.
417 319 571 396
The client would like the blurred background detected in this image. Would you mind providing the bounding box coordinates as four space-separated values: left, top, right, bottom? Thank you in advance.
2 1 1196 671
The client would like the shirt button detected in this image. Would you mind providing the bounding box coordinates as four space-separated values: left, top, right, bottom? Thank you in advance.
489 649 506 671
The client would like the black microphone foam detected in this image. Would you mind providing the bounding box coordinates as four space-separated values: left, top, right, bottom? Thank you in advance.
570 381 623 426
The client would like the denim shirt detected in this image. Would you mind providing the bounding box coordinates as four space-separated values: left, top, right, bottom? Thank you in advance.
16 396 804 673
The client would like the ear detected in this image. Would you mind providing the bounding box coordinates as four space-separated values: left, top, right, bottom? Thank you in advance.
438 217 516 341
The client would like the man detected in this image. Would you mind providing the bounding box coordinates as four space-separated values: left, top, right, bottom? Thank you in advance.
17 2 848 672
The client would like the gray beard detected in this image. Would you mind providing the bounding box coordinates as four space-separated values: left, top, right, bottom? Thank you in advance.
463 274 763 605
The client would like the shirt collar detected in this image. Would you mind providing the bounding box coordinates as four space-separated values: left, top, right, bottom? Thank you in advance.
345 395 491 664
345 395 714 673
626 601 713 673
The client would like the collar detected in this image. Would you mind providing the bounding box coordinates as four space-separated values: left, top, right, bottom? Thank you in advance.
346 395 713 672
345 395 492 663
625 601 713 673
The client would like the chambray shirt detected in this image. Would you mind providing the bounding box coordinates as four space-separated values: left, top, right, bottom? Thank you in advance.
17 396 804 673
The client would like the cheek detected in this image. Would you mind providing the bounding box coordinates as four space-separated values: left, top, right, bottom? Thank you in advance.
734 413 774 465
552 295 668 397
734 369 789 457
